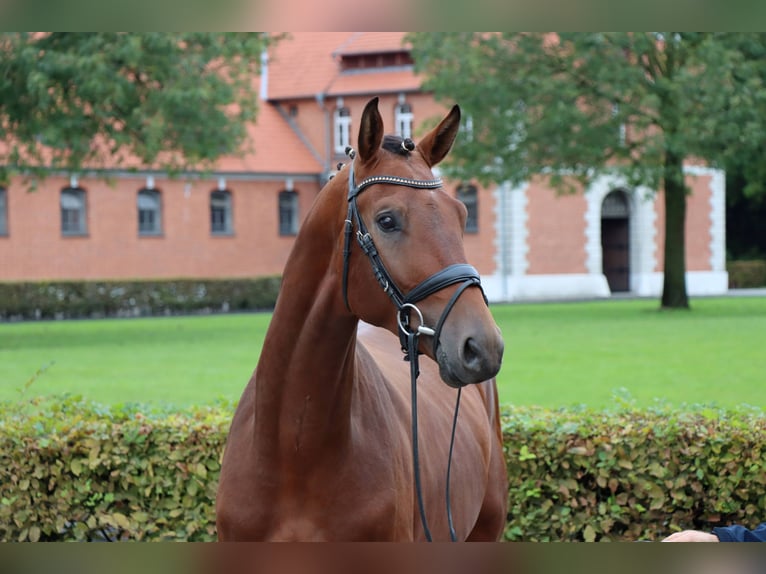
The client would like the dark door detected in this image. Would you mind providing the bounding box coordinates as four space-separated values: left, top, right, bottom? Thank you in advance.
601 218 630 292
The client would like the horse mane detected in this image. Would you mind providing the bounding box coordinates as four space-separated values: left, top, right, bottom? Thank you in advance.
381 134 411 156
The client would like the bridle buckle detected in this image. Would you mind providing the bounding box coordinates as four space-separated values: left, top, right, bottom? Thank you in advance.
397 303 435 338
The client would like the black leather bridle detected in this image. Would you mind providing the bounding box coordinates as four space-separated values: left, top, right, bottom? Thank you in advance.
340 158 489 541
342 161 487 354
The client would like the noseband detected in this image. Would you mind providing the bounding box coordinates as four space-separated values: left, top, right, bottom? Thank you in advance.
340 157 489 541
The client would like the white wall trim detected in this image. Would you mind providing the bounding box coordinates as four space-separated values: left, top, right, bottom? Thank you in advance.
629 271 729 297
493 182 510 301
508 181 529 277
481 270 728 302
492 181 529 302
492 182 529 267
707 169 726 273
633 185 658 281
687 270 730 295
683 165 722 177
483 165 727 302
584 181 605 275
683 165 726 273
482 272 610 302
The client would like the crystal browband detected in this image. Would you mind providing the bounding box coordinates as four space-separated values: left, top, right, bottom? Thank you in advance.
352 174 443 197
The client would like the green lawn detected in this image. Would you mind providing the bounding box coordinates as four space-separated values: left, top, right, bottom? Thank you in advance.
1 297 764 410
496 297 766 410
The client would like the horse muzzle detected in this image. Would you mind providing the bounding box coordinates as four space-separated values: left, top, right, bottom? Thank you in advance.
436 323 504 388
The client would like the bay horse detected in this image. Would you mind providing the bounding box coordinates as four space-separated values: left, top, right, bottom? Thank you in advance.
216 97 508 541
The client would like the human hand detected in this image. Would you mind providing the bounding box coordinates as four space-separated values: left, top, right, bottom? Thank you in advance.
662 530 719 542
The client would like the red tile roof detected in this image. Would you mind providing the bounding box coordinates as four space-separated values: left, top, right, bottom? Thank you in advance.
266 32 351 99
266 32 421 100
1 101 323 176
215 102 322 174
326 68 422 97
227 32 423 175
332 32 411 56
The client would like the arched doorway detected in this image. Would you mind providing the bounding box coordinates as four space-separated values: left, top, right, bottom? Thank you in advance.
601 190 630 292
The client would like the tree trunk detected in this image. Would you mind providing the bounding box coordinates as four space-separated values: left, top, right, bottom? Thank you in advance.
660 149 690 309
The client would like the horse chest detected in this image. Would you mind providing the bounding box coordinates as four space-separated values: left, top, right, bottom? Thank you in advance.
259 458 411 541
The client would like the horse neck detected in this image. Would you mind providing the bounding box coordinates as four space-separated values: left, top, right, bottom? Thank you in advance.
253 181 358 463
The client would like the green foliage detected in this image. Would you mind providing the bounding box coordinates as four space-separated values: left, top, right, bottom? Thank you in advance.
727 260 766 288
502 405 766 541
0 396 233 541
707 34 766 199
408 33 766 308
0 276 281 320
409 33 766 194
0 33 274 182
1 398 763 541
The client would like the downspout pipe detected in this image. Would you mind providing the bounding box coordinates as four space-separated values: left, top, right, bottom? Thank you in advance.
315 92 332 184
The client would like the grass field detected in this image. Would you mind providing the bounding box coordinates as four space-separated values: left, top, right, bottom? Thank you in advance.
1 296 764 410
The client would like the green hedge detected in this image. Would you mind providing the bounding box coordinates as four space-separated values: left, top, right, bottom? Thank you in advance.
501 406 766 541
1 398 764 542
0 398 228 542
727 260 766 288
0 277 282 321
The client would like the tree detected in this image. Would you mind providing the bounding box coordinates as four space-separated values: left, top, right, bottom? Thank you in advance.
0 32 274 182
715 35 766 262
408 33 766 309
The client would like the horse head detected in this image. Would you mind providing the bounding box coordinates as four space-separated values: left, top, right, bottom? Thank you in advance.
340 97 504 387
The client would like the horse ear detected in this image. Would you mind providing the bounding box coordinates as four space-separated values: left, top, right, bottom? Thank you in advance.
417 105 461 167
357 97 384 163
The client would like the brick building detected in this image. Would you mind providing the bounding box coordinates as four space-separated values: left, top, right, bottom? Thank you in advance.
0 32 727 301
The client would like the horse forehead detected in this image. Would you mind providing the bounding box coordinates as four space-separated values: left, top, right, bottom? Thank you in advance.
361 160 446 202
356 154 460 220
366 150 434 180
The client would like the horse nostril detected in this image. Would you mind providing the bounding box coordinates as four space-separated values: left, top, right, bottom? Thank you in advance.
462 337 482 370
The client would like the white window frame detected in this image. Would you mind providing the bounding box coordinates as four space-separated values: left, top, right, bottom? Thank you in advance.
61 187 87 236
138 188 162 236
456 183 479 234
210 189 233 235
278 189 299 236
334 107 351 154
394 102 413 139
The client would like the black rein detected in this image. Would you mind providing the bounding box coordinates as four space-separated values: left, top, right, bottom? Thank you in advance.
340 159 489 541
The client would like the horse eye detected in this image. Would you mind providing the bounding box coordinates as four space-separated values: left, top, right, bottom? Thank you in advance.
376 214 398 232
